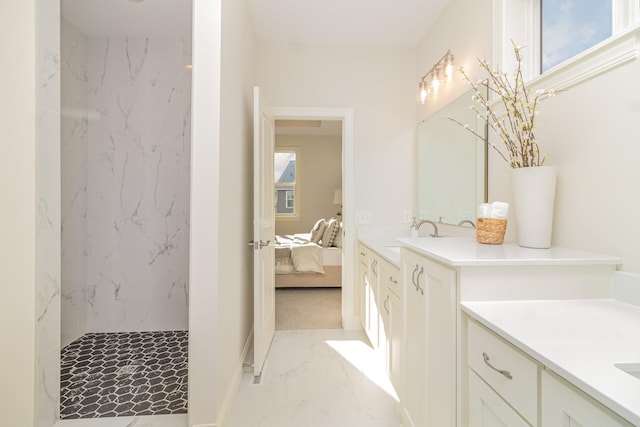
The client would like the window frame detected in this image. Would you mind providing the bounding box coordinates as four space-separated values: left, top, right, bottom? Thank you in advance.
274 147 300 220
493 0 640 92
285 190 294 209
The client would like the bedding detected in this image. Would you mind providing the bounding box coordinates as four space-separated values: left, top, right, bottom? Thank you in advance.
274 231 342 288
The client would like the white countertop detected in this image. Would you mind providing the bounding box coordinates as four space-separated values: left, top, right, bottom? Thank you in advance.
358 237 401 267
396 237 623 267
462 299 640 426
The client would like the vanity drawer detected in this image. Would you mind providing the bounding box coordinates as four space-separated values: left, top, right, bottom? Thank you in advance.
383 262 400 296
468 320 539 425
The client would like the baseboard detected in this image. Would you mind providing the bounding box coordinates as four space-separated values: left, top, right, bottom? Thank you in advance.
213 327 254 427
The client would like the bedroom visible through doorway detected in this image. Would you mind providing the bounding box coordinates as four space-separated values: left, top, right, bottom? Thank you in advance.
273 119 344 330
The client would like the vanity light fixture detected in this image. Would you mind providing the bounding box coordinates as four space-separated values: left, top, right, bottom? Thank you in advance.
418 49 454 104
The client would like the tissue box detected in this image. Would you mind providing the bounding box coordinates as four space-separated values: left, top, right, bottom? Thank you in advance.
476 218 507 245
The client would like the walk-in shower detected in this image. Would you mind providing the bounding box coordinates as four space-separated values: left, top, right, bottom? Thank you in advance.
60 0 192 419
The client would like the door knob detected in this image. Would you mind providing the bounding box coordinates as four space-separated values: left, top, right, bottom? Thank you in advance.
248 240 271 249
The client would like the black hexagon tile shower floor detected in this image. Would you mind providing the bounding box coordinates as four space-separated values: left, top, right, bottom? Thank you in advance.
60 330 188 419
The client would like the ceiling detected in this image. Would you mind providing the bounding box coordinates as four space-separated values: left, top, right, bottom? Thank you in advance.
61 0 192 38
247 0 450 48
62 0 449 47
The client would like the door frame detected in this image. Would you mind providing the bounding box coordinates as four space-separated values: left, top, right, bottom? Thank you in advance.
271 107 357 329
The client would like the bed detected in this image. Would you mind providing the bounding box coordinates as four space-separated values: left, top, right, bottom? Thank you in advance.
274 219 342 288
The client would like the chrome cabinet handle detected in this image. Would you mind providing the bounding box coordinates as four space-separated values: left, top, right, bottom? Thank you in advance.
372 259 378 277
482 352 513 380
384 295 390 314
389 276 398 284
415 266 424 295
411 264 419 291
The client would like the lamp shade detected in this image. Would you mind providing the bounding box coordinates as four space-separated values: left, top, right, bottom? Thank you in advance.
333 189 342 205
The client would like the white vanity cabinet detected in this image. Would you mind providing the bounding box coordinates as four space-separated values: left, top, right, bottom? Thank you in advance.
358 241 403 398
467 319 538 426
541 370 633 427
396 236 624 427
467 319 633 427
401 247 457 427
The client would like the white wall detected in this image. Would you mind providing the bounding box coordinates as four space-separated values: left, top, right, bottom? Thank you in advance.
257 44 416 230
417 0 640 273
188 0 256 424
275 134 342 235
524 60 640 271
0 0 38 421
215 0 256 421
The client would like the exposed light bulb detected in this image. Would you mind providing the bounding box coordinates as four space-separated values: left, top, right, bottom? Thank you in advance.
432 78 440 94
419 80 428 104
431 68 441 94
445 52 454 82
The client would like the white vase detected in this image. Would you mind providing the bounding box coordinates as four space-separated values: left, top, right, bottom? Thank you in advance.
511 166 557 249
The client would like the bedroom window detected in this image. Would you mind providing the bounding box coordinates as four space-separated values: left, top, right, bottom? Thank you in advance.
274 150 298 217
541 0 612 72
285 191 294 209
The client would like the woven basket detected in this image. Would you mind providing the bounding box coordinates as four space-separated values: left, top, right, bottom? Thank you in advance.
476 218 507 245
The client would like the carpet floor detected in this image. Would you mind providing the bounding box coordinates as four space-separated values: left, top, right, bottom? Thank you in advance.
275 287 342 330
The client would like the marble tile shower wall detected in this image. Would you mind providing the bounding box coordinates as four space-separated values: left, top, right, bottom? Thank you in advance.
84 35 191 333
38 2 61 426
59 33 192 335
61 18 89 348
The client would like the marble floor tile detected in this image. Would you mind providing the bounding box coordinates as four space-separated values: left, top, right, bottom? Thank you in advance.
226 329 402 427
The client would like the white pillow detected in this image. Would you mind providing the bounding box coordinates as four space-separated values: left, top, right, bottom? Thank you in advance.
291 244 325 274
309 219 327 244
321 218 339 248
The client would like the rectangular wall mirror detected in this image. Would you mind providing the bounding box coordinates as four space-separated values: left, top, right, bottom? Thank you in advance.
417 87 488 226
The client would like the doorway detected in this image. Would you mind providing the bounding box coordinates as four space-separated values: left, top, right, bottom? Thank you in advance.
274 119 343 330
271 107 356 330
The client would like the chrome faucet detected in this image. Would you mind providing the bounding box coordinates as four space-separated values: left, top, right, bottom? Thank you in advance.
412 219 440 237
457 219 476 228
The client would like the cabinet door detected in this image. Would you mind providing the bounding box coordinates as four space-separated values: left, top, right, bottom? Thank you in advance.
359 245 381 348
423 256 457 427
367 254 380 347
541 370 633 427
359 245 368 331
387 287 402 397
468 370 530 427
380 258 402 398
401 248 457 427
401 250 427 427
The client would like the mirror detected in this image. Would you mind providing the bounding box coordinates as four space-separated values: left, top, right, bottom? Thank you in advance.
417 87 487 226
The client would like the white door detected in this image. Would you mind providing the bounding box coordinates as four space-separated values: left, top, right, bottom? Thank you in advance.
252 86 276 378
